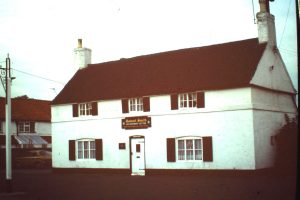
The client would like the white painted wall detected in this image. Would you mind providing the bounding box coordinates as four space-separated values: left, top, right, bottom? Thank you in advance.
52 88 258 170
250 44 296 94
36 122 51 136
251 87 297 169
52 86 297 170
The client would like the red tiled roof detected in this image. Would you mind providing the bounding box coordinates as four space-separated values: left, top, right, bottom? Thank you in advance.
52 38 266 105
0 98 51 122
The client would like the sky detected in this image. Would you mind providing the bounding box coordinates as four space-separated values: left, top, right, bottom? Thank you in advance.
0 0 298 101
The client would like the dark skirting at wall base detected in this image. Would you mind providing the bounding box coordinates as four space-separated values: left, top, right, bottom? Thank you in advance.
52 168 131 174
52 167 280 177
145 168 283 177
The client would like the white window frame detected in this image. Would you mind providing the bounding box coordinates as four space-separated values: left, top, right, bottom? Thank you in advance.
129 98 143 112
179 93 197 109
79 102 92 116
176 137 203 161
18 122 31 133
77 139 96 160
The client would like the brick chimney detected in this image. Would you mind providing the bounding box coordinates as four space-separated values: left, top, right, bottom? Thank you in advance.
256 0 276 46
74 39 92 70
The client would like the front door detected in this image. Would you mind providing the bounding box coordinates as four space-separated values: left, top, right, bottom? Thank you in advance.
130 137 145 176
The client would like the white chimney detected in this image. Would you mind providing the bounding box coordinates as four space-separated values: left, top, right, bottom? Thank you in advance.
74 39 92 69
256 0 276 45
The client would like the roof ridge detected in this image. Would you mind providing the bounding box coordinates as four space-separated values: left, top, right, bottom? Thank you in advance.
86 38 260 69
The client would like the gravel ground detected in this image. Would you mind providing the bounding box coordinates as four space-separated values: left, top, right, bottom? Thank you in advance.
0 169 297 200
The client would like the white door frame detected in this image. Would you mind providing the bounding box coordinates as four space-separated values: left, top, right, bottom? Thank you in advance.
130 136 146 176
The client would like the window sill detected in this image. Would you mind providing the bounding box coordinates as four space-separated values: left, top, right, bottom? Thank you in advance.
177 160 203 162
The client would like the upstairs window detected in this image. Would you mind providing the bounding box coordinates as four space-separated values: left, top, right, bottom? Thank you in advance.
171 92 205 110
79 102 92 116
129 98 143 112
122 97 150 113
72 102 98 117
18 122 35 133
179 93 197 108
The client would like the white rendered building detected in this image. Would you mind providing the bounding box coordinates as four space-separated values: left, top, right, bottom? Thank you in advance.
51 1 297 175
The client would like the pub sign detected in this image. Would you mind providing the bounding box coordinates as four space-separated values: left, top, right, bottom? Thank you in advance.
122 116 151 129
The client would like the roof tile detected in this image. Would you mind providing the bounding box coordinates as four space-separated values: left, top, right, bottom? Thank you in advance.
52 38 266 105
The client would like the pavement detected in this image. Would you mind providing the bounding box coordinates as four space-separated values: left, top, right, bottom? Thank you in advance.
0 169 298 200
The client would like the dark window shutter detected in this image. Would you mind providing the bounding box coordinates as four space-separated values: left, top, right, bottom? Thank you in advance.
69 140 76 161
92 102 98 116
167 138 176 162
122 99 129 113
73 104 78 117
197 92 205 108
95 139 103 160
203 136 213 162
170 94 178 110
29 122 35 133
143 97 150 112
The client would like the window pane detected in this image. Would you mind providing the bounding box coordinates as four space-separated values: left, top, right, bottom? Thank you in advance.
78 151 83 159
78 141 83 159
87 103 92 115
84 141 89 158
129 99 135 111
186 150 193 160
84 141 89 150
137 98 143 111
90 141 95 149
178 150 185 160
25 122 30 132
192 93 197 107
84 150 89 158
186 140 193 149
178 140 184 149
195 150 202 160
78 141 83 150
19 123 24 132
195 139 201 149
90 150 96 158
188 98 193 107
79 104 85 115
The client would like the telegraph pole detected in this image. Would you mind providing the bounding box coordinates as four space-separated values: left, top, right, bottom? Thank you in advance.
5 54 12 192
0 54 13 192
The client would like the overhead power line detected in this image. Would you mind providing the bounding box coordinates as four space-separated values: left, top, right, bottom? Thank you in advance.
279 0 293 48
12 68 66 85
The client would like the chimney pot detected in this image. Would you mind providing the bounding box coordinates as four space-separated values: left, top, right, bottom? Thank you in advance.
259 0 270 13
78 39 82 48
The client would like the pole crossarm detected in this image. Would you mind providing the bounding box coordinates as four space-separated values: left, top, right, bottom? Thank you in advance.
0 66 7 92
